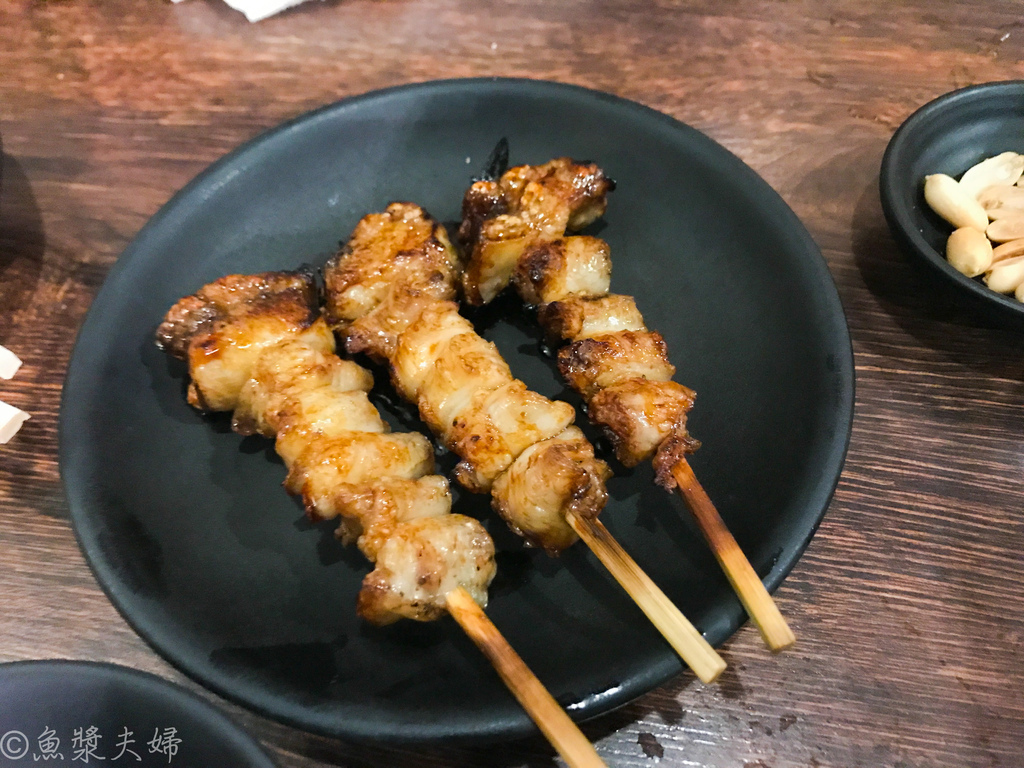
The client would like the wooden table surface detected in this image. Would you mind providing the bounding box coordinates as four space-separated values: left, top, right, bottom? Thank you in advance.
2 1 1023 766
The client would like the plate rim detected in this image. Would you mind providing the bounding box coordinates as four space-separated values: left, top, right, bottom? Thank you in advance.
59 76 855 744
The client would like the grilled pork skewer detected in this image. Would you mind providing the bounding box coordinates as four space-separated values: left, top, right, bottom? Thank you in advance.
155 269 605 767
460 157 795 652
155 268 495 623
324 203 725 683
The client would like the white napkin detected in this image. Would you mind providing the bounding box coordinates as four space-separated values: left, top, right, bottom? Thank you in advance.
223 0 317 22
0 345 21 380
0 400 29 444
170 0 318 22
0 345 27 444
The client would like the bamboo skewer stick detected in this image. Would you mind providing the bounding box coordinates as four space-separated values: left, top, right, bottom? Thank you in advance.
671 458 795 652
565 512 727 684
445 588 607 768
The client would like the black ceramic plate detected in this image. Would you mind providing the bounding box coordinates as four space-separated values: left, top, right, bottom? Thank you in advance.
0 660 276 767
60 79 853 743
880 80 1024 329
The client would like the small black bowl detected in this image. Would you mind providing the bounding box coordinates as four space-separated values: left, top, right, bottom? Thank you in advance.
0 660 277 767
880 80 1024 329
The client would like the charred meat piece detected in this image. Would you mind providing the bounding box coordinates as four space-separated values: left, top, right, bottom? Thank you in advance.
491 427 610 554
359 515 496 625
448 380 575 494
155 269 333 412
588 379 696 467
415 321 514 443
652 431 703 491
558 330 676 401
538 294 647 342
323 202 461 362
390 300 477 401
233 337 376 439
514 236 612 306
459 159 613 305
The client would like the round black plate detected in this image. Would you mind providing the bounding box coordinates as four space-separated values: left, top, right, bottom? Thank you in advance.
59 78 853 743
880 80 1024 329
0 660 276 767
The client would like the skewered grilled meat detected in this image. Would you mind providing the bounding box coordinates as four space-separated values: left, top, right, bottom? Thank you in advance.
456 179 734 673
394 300 577 494
324 203 610 553
536 294 645 341
463 157 795 654
155 269 334 412
491 426 607 552
459 159 614 305
555 326 698 466
458 161 700 471
323 203 462 363
514 236 612 306
558 330 675 401
542 245 700 469
157 269 495 625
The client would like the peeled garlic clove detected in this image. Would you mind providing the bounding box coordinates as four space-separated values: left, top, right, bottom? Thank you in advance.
984 255 1024 293
0 400 30 444
946 227 993 277
1016 281 1024 303
977 184 1024 218
986 216 1024 242
959 152 1024 197
923 174 989 230
991 237 1024 264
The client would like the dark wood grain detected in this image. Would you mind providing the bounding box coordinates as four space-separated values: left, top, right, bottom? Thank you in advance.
2 1 1023 766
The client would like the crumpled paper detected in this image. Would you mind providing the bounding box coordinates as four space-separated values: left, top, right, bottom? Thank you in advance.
171 0 319 23
0 344 28 444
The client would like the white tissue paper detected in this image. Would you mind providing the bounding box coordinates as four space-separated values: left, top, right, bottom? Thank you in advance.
0 345 22 380
170 0 317 22
0 400 29 444
223 0 316 22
